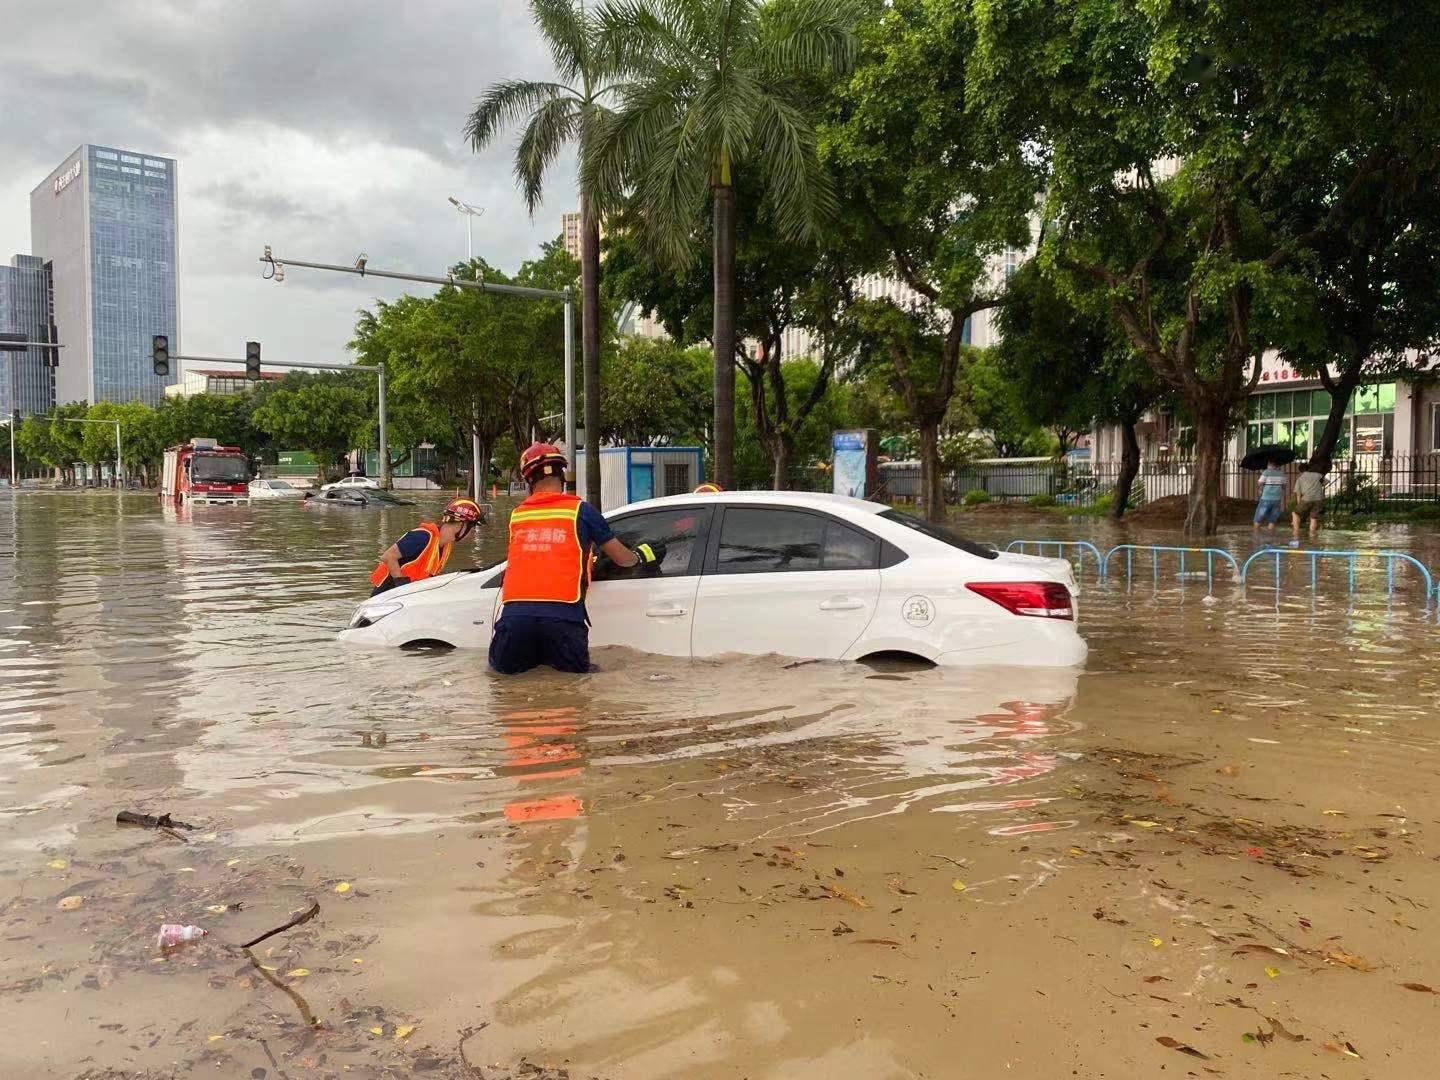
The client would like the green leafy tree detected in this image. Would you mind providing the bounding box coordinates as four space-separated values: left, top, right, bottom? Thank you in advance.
465 0 626 506
587 0 859 488
251 376 371 485
822 0 1040 520
970 0 1440 533
599 337 711 448
958 349 1054 459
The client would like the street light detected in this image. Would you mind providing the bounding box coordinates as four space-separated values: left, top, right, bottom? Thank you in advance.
448 196 484 262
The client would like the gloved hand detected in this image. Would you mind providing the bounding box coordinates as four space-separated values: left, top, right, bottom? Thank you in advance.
633 541 666 569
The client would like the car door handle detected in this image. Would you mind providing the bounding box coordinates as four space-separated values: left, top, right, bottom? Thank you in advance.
819 596 866 611
645 604 687 618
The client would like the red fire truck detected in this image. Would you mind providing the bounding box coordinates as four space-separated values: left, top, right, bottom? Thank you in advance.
162 439 251 505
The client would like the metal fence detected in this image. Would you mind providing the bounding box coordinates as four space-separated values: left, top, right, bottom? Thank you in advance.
868 454 1440 513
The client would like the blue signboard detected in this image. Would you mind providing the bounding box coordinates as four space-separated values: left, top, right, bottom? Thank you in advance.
832 430 869 498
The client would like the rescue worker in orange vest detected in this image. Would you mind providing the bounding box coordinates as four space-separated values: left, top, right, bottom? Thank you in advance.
489 443 660 675
369 498 484 596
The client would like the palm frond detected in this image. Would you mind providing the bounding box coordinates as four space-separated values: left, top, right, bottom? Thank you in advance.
464 80 574 151
597 0 702 74
528 0 589 84
581 70 687 209
752 91 836 241
516 96 582 215
756 0 859 80
638 112 711 265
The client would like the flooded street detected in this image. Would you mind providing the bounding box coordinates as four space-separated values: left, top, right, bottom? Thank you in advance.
3 491 1439 1078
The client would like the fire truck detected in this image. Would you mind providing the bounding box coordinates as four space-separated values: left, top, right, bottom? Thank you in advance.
162 439 251 505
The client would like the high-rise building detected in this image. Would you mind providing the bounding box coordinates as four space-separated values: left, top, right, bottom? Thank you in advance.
0 255 56 417
562 211 582 260
30 144 180 406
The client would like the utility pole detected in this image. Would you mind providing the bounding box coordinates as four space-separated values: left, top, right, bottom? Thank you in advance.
259 248 576 492
170 352 390 488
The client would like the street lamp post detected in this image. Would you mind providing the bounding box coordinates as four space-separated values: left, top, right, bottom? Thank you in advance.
60 417 123 488
447 197 484 263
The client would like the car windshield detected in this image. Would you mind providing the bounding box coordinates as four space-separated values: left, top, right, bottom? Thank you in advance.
193 455 247 482
269 480 294 491
878 510 997 560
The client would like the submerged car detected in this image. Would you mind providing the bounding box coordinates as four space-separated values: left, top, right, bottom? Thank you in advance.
248 478 304 499
339 491 1085 667
304 487 414 508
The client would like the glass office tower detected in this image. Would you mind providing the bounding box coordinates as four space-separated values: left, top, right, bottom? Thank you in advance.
0 255 57 417
30 145 179 406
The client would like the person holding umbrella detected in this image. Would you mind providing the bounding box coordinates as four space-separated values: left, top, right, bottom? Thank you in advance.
1241 444 1298 532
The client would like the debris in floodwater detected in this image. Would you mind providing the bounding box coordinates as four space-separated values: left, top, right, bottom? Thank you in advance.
205 903 243 915
335 882 352 894
157 924 207 947
48 859 68 870
117 810 197 831
1323 1040 1362 1058
832 922 854 936
285 969 310 978
854 938 901 947
1149 936 1164 948
1265 966 1281 979
951 880 967 893
1233 943 1289 958
1247 846 1264 858
1325 948 1373 972
1402 982 1440 994
240 901 321 950
56 895 84 911
824 884 870 909
394 1024 416 1040
1156 1036 1209 1059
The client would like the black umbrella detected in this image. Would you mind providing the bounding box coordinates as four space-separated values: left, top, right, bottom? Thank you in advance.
1241 444 1299 471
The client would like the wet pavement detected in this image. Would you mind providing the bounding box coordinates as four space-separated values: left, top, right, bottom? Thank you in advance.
2 490 1439 1078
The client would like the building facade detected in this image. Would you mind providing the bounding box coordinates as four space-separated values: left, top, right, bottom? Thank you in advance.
163 368 285 399
0 255 56 417
30 145 180 407
561 211 582 261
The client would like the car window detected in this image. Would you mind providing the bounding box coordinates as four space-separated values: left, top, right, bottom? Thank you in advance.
878 509 998 559
715 508 824 574
594 506 712 582
823 520 880 570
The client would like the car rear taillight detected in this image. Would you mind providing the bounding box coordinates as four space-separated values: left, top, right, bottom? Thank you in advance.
966 581 1074 620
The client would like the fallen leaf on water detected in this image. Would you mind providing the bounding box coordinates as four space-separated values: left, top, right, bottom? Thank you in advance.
1233 943 1289 958
1069 847 1085 857
1219 764 1239 777
1129 820 1161 829
200 833 218 842
48 859 68 870
285 968 310 978
1401 982 1438 994
1150 936 1164 948
177 867 196 874
1323 1041 1362 1058
1265 966 1280 979
1156 1036 1209 1059
1247 847 1264 858
369 1026 384 1037
1143 975 1169 984
1322 809 1346 816
226 859 240 867
335 882 352 894
1265 1016 1304 1043
259 965 278 972
394 1024 416 1040
951 880 967 893
854 938 901 947
825 884 870 909
352 957 364 965
57 896 84 911
1325 949 1373 972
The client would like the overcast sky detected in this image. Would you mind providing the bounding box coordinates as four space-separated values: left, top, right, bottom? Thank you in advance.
0 0 575 368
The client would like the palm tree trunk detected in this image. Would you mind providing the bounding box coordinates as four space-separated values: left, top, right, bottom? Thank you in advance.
712 182 737 488
580 193 603 508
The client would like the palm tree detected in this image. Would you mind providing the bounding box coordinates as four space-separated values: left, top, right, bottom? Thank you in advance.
587 0 857 488
465 0 621 507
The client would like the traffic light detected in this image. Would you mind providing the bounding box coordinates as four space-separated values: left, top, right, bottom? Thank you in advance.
245 340 261 381
152 334 169 376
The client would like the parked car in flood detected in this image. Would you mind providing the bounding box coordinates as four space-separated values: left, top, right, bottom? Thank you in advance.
303 487 414 508
248 478 304 499
321 475 381 492
339 491 1085 667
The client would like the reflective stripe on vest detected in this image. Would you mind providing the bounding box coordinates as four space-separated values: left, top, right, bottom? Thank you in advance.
369 522 450 586
501 492 587 604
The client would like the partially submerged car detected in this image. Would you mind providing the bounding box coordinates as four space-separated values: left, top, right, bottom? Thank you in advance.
339 491 1085 667
303 487 415 508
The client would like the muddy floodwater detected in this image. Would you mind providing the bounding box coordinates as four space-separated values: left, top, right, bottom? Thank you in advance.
3 490 1440 1079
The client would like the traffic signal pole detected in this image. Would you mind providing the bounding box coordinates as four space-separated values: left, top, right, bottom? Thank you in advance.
259 249 577 493
169 354 390 489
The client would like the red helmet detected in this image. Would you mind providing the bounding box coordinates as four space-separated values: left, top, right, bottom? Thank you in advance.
442 498 483 525
520 442 568 484
693 482 723 494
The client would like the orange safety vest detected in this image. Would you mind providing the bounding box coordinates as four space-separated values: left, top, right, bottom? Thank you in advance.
502 492 589 604
369 522 451 586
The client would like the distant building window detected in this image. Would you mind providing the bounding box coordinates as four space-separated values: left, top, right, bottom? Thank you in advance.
120 166 141 175
144 170 165 178
143 159 165 168
95 162 118 171
121 154 141 164
96 150 118 161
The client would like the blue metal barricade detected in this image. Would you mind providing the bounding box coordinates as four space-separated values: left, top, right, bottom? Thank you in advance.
1004 539 1106 580
1101 545 1242 594
1240 548 1435 609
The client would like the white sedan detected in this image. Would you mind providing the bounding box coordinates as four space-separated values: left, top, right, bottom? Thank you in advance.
338 491 1086 667
321 475 381 492
248 478 304 499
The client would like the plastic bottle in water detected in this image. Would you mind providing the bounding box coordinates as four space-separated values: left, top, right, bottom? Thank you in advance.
157 923 207 948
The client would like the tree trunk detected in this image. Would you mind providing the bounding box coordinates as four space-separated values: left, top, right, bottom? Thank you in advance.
770 433 793 490
1111 419 1140 520
712 182 736 489
1183 406 1228 537
1310 363 1361 469
580 194 603 510
919 420 945 523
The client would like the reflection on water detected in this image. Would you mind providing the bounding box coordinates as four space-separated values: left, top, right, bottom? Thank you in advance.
2 491 1440 1077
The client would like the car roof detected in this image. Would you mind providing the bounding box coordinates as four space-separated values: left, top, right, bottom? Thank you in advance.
612 490 889 517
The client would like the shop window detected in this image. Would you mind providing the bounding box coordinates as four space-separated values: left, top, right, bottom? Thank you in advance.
1257 394 1276 420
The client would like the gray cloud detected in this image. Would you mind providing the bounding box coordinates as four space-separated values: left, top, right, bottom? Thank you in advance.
0 0 580 369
